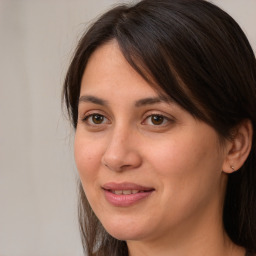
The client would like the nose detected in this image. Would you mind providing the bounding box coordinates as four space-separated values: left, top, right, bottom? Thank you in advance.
101 127 142 172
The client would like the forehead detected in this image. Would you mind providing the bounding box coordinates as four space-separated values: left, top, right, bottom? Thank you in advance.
80 40 161 98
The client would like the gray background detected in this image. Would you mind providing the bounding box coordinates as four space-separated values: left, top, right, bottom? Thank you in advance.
0 0 255 255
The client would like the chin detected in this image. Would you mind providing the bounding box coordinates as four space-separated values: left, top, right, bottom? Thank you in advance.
101 217 149 241
107 229 146 242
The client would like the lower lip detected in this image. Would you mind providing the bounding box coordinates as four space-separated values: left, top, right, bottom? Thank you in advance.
103 190 154 207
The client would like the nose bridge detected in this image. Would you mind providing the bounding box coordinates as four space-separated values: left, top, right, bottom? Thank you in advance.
102 122 141 171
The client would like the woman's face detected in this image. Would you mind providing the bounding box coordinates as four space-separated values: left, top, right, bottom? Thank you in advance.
75 41 228 244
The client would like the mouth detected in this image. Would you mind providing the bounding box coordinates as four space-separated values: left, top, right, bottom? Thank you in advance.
102 182 155 207
108 189 150 195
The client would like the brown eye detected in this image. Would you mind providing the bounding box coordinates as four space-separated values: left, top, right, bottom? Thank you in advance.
151 115 164 125
142 114 171 127
83 113 108 125
91 114 105 124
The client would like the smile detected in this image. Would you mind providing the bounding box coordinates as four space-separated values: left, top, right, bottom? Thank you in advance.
102 182 155 207
111 190 142 195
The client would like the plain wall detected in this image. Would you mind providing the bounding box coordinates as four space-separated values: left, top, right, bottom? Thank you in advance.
0 1 255 255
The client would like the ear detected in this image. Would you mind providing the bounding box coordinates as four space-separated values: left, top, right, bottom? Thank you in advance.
222 119 253 174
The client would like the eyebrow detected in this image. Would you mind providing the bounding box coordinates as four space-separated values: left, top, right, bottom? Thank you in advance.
135 96 172 107
79 95 108 106
78 95 172 107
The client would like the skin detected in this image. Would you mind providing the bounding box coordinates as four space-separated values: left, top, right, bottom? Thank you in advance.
74 40 246 256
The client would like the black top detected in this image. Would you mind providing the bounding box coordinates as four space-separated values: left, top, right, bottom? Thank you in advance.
246 251 254 256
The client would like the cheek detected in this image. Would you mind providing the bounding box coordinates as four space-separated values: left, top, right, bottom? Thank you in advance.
147 130 223 198
146 135 224 225
155 129 221 173
74 131 104 183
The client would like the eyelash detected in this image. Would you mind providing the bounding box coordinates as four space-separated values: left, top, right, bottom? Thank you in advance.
81 112 174 128
82 113 110 126
142 114 172 126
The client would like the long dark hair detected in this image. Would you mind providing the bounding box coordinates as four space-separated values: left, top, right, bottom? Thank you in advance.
63 0 256 255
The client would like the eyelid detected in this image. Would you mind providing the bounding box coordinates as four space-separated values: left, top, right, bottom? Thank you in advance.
142 111 176 126
80 110 111 125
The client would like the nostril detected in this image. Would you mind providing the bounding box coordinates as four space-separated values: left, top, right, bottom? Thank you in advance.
101 143 142 172
102 161 132 172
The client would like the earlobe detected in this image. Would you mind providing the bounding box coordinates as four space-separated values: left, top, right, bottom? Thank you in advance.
222 119 253 174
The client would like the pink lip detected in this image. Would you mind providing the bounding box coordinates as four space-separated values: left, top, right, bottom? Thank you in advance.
102 182 154 191
102 182 155 207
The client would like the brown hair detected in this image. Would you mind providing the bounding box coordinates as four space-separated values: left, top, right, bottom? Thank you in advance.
63 0 256 255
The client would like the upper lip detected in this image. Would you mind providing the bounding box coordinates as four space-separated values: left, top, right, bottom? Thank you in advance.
102 182 155 191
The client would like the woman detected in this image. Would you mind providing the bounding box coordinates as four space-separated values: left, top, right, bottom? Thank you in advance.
63 0 256 255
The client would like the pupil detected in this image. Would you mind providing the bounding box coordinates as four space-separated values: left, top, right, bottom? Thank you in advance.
93 114 103 124
152 115 163 125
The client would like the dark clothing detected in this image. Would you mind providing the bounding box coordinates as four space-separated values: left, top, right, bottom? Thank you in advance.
246 251 254 256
